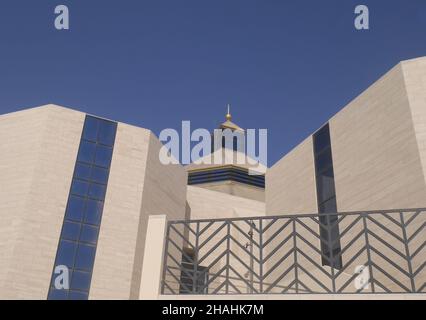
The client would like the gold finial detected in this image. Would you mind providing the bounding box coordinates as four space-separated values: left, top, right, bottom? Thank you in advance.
226 104 232 121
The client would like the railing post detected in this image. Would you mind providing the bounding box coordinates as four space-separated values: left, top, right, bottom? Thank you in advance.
326 214 336 293
259 219 263 294
225 221 231 294
249 220 254 294
193 222 200 294
400 212 416 292
292 217 299 294
362 212 375 293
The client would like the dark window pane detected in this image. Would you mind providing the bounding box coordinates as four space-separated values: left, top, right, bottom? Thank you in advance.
65 196 85 222
77 141 96 164
55 240 77 269
80 225 99 244
315 148 333 173
71 179 89 197
91 166 108 184
48 288 69 300
319 214 338 234
70 271 91 291
74 244 96 271
74 163 91 180
316 168 336 203
98 120 117 146
68 291 88 300
82 117 99 142
314 124 331 154
84 200 103 225
62 221 81 241
319 197 337 213
88 183 106 200
94 145 113 168
319 212 342 269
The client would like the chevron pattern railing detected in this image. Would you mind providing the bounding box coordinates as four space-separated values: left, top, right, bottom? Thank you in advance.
161 209 426 295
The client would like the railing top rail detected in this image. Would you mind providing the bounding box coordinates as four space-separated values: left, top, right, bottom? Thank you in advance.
167 208 426 224
163 206 426 295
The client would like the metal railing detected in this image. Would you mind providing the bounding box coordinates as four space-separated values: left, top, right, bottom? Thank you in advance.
161 209 426 295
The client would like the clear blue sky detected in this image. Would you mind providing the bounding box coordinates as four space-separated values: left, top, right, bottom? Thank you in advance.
1 0 425 165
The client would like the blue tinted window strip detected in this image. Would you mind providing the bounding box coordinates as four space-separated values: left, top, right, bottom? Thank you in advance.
189 167 258 175
189 174 264 185
189 172 264 182
48 116 117 300
189 176 264 186
193 175 265 184
188 168 265 188
189 172 263 179
189 169 264 180
189 180 264 188
188 168 265 178
189 168 264 177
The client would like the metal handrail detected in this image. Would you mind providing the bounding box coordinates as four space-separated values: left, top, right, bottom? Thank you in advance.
167 208 426 224
162 208 426 295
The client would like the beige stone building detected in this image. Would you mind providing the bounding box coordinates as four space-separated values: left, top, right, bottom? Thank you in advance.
0 57 425 299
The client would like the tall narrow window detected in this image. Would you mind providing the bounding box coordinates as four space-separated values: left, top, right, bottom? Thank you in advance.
313 124 342 269
48 116 117 300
